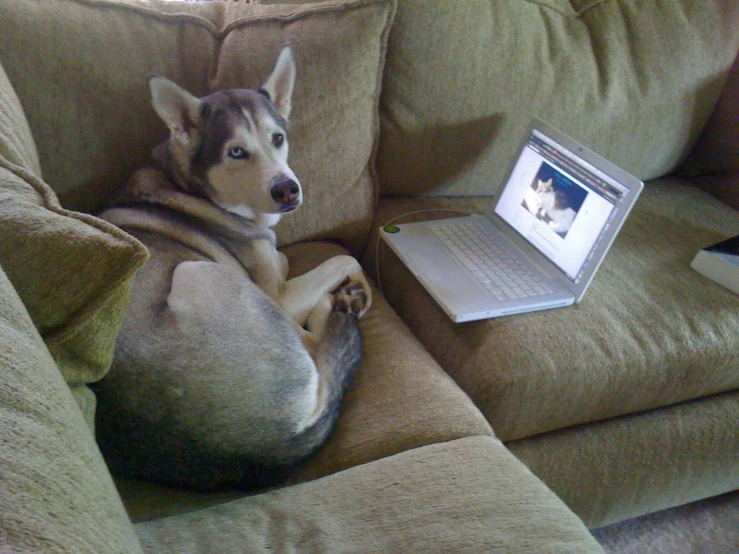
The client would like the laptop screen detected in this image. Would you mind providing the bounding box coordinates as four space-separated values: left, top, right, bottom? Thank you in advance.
493 129 629 283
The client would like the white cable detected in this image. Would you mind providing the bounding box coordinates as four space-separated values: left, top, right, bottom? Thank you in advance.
374 208 472 297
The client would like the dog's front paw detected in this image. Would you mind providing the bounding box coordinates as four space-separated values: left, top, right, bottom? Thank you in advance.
331 277 371 318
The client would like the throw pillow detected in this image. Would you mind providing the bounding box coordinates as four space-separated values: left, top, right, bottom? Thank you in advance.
0 59 149 392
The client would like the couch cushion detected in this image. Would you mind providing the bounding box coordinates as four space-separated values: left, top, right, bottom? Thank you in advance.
0 0 395 255
364 178 739 441
0 264 143 553
508 391 739 528
0 58 41 177
135 436 604 554
0 60 149 393
0 159 148 398
377 0 739 196
115 240 493 522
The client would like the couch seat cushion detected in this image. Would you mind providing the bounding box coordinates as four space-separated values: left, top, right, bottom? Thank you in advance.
115 241 493 522
135 436 603 554
365 178 739 441
0 0 395 255
508 391 739 528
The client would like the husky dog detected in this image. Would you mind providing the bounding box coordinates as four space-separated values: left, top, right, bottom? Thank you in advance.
93 47 372 492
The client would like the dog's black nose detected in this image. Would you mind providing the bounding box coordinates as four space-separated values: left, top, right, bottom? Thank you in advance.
271 179 300 204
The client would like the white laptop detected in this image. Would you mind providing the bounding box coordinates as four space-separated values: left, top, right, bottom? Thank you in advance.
380 118 644 323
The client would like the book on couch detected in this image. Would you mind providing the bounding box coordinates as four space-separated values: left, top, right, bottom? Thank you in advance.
691 235 739 295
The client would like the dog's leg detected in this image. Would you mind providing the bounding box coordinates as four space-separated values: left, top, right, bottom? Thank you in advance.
293 282 365 433
246 241 370 331
244 250 368 434
245 241 369 339
278 255 372 330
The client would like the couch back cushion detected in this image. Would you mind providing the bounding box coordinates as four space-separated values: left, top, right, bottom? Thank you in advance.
378 0 739 196
0 0 396 254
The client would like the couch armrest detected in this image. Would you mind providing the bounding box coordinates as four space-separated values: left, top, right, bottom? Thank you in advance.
135 436 604 554
691 173 739 211
0 266 142 553
681 50 739 210
684 50 739 175
0 58 41 176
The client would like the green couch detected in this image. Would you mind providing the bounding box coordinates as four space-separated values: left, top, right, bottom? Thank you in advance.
1 0 737 552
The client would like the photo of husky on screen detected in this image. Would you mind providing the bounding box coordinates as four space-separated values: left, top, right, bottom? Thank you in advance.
521 162 588 237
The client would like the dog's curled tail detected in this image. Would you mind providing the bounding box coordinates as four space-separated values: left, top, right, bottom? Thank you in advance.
288 310 363 449
231 309 363 491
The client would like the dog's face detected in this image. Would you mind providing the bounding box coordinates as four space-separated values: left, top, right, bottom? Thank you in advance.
149 47 300 222
197 87 300 218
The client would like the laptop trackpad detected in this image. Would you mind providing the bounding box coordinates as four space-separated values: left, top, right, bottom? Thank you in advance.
410 251 442 281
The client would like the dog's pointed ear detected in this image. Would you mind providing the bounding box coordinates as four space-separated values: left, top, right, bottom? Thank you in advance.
261 46 296 120
149 75 202 147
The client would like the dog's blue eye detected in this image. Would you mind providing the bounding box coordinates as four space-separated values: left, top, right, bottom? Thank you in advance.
272 133 284 148
228 146 249 160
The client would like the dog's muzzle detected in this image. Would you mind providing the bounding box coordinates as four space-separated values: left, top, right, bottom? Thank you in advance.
271 179 301 212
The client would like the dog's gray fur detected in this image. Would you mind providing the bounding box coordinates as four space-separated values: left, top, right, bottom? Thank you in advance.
93 47 372 492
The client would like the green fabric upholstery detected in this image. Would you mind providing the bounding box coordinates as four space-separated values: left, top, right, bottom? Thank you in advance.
377 0 739 196
0 58 41 176
364 180 739 526
682 51 739 210
509 391 739 528
135 437 604 554
1 0 735 547
0 264 142 553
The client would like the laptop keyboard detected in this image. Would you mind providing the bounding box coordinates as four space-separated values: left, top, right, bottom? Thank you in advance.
430 221 554 301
